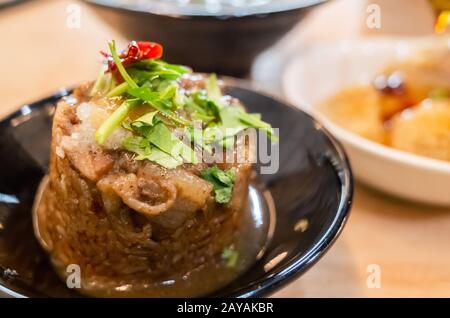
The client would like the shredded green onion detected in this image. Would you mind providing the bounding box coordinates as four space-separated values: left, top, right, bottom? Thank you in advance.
108 40 138 89
107 82 129 98
95 99 139 145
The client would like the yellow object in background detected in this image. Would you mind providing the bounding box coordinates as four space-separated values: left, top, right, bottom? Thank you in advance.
435 10 450 32
429 0 450 32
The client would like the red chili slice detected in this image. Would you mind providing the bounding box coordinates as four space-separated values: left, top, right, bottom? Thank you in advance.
137 41 163 59
101 40 164 75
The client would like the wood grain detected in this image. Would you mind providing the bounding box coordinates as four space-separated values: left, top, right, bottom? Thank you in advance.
1 0 449 298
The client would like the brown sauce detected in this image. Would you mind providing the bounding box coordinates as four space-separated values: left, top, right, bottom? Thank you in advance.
33 177 274 297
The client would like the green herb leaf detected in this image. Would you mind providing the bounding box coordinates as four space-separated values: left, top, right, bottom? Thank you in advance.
238 112 270 129
185 95 218 123
131 111 159 128
146 122 198 164
122 135 150 159
147 147 183 169
222 247 239 268
129 59 188 82
123 135 182 168
219 106 248 133
215 187 233 203
186 125 212 154
198 106 246 148
237 111 277 142
134 59 189 74
192 90 221 118
128 111 159 136
128 86 190 126
201 166 236 204
217 106 278 144
127 86 160 102
159 83 178 101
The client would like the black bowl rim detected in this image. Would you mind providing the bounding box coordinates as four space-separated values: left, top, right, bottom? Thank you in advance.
0 79 352 298
218 77 353 297
83 0 327 18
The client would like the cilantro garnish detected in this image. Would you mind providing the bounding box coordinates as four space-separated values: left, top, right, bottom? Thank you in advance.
93 41 277 170
222 247 239 268
146 122 198 164
123 135 182 169
123 115 197 168
201 166 236 204
127 86 190 126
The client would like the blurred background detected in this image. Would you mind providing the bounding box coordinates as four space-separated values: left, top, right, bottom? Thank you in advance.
1 0 448 115
1 0 450 297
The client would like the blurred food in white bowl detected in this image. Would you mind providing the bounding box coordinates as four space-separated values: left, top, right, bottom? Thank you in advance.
283 37 450 206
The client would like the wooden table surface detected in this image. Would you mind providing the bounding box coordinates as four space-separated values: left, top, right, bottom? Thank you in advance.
2 0 450 298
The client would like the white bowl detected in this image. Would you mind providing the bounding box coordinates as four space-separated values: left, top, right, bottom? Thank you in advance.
283 37 450 206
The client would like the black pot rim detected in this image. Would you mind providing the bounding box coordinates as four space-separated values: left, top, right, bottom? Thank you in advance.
83 0 327 19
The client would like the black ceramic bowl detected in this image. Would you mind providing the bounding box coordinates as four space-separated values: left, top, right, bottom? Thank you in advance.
0 79 352 298
84 0 326 76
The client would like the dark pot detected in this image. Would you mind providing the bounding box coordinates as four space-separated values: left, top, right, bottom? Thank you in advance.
84 0 326 77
